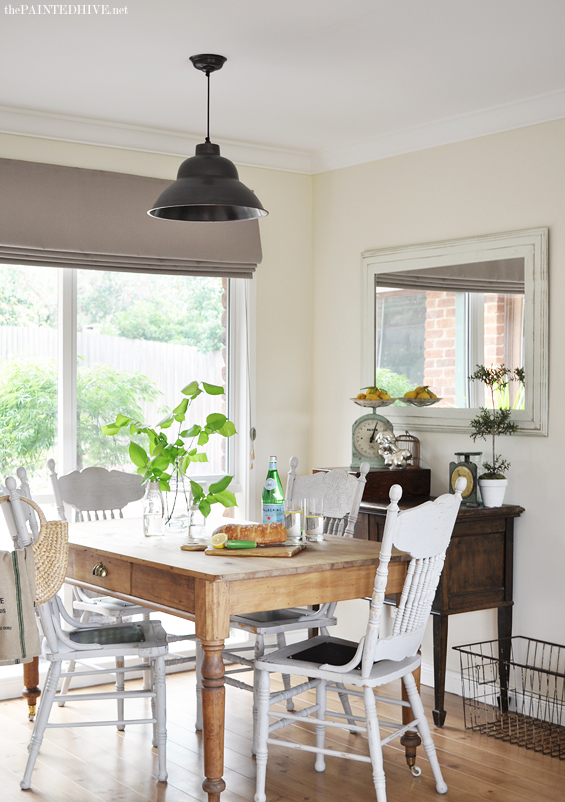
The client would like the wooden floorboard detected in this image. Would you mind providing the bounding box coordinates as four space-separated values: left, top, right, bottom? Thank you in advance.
0 668 563 802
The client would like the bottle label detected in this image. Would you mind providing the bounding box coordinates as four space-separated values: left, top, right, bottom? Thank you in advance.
264 478 276 490
262 503 284 524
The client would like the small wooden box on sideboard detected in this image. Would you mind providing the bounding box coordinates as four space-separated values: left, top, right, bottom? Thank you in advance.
312 466 431 500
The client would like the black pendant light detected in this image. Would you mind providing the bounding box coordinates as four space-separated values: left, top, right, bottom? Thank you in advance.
148 54 268 222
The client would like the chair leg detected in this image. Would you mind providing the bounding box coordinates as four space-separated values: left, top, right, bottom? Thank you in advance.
57 659 76 706
142 612 152 690
153 655 168 783
252 634 266 755
276 633 295 713
21 661 62 790
335 682 356 733
364 685 387 802
195 639 203 731
315 679 327 773
116 656 125 730
254 667 270 802
403 672 447 794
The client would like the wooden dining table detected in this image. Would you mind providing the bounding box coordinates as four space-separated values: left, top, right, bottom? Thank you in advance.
63 519 412 802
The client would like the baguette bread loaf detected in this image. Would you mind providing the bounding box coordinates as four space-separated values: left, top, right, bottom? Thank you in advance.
212 522 286 545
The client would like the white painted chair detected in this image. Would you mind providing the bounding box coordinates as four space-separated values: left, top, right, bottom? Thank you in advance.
0 484 168 789
253 478 465 802
220 460 369 748
46 460 198 722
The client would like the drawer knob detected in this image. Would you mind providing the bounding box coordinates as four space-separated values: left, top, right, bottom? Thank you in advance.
92 562 108 577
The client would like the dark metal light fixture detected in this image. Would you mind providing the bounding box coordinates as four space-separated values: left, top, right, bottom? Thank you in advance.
148 54 268 222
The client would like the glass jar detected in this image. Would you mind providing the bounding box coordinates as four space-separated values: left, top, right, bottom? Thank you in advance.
166 478 191 533
143 482 165 537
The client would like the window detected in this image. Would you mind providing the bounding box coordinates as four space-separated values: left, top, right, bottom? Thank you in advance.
0 265 245 494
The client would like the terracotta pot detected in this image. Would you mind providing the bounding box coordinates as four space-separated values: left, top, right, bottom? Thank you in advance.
478 478 508 508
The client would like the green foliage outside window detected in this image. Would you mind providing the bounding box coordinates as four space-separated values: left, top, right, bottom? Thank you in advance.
0 358 161 477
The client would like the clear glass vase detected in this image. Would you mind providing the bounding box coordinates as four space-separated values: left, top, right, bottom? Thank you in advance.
143 482 165 537
166 478 191 534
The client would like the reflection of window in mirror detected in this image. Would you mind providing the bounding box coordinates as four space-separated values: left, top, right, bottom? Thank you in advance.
361 229 548 435
375 259 525 409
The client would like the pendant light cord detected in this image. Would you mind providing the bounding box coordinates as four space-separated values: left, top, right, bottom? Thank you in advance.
206 70 211 143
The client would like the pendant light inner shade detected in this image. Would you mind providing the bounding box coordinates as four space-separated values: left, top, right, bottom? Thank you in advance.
148 54 268 222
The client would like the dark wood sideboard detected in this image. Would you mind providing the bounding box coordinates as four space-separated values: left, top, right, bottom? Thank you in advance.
313 466 524 727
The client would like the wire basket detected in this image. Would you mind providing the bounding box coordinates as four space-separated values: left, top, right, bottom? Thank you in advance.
453 637 565 759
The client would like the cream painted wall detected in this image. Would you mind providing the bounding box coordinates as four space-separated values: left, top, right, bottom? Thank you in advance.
311 119 565 680
0 133 313 522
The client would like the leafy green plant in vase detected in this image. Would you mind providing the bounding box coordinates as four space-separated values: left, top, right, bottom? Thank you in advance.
469 365 525 508
102 380 237 536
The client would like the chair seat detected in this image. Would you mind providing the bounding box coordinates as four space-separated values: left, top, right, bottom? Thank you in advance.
230 608 337 634
73 596 149 616
256 634 421 687
68 620 167 648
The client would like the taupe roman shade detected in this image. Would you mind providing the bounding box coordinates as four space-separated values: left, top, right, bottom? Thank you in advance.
0 158 262 279
376 258 525 295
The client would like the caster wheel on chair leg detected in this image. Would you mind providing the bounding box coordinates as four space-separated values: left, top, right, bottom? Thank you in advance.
410 765 422 777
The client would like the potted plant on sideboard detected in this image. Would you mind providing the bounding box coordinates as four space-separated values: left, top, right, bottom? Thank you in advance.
469 364 525 508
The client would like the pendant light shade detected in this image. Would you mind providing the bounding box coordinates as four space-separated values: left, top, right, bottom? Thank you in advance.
148 54 268 223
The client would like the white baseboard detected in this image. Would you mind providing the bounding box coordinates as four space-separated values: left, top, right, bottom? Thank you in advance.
420 661 462 697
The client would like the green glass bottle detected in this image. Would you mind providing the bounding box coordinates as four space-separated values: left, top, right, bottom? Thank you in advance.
262 455 284 524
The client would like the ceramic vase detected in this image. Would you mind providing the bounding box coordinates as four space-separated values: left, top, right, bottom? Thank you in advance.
478 478 508 508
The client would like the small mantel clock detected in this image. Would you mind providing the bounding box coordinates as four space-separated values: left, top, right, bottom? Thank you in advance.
449 451 482 507
351 412 394 470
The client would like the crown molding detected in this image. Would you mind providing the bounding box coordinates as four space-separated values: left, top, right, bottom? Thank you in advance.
1 88 565 177
0 105 313 175
311 88 565 173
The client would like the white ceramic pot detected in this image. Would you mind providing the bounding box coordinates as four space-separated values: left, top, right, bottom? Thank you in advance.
479 478 508 508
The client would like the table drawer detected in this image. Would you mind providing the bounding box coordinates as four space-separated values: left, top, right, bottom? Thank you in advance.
68 546 132 594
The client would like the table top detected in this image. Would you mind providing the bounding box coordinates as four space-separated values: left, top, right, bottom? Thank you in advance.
67 517 409 584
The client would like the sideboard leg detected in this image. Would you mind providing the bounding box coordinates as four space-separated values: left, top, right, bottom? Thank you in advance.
432 613 448 727
22 657 41 721
497 605 513 714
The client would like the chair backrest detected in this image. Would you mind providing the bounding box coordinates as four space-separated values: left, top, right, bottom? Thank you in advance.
286 458 370 537
47 460 144 522
0 473 40 547
361 478 465 677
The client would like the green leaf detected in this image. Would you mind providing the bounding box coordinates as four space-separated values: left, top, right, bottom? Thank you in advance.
199 498 211 518
158 479 171 492
218 420 237 437
151 442 165 457
181 380 200 397
203 382 224 395
198 431 209 446
129 441 148 468
101 423 121 436
173 398 189 415
206 413 227 428
211 489 237 508
182 424 201 438
181 454 191 473
190 452 208 463
150 455 170 471
208 475 233 494
116 413 133 426
190 480 204 501
157 413 175 429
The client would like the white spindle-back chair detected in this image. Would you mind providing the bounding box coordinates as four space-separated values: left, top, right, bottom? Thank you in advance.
220 459 369 750
1 484 169 790
46 460 198 721
253 478 465 802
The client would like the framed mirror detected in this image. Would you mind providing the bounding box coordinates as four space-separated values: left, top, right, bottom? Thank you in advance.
361 228 548 435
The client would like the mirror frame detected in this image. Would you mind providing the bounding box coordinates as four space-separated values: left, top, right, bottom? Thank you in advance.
361 227 548 436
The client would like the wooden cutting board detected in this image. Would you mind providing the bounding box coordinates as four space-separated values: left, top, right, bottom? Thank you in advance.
180 543 208 551
204 544 306 558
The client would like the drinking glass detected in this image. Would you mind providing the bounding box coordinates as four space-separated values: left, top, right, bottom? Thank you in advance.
284 498 302 543
303 497 324 542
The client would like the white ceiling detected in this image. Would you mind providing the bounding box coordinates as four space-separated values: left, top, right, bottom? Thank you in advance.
1 0 564 173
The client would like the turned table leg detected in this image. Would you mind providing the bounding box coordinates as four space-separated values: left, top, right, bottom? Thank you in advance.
195 578 230 802
400 657 422 772
23 657 41 721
